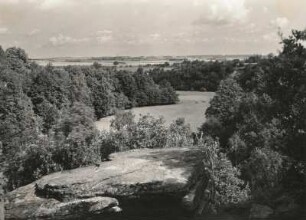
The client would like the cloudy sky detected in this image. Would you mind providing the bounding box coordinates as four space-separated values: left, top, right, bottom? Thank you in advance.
0 0 305 57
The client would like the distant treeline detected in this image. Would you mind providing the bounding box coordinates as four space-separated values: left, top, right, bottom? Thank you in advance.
148 60 237 91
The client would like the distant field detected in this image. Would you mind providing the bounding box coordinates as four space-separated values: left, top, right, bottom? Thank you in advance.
95 91 215 132
32 59 180 67
32 60 173 72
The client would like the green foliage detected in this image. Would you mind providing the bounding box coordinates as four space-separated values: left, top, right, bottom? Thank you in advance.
201 78 243 146
109 112 168 150
132 114 168 149
98 131 118 160
166 118 193 148
5 136 60 190
34 99 59 133
149 60 235 91
53 102 100 169
200 29 306 204
244 147 283 191
115 70 137 106
0 45 178 190
159 80 179 104
29 67 71 109
110 111 135 131
99 112 194 155
0 69 39 157
0 44 176 190
133 69 178 106
197 137 249 212
0 142 6 196
0 46 5 64
67 66 92 107
5 47 28 63
206 78 243 125
82 68 117 118
5 47 29 71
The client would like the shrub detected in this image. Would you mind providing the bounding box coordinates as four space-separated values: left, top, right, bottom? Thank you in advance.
98 132 117 160
244 147 284 192
5 136 60 190
53 102 100 169
166 118 193 148
108 112 196 151
196 137 250 213
109 112 168 150
132 114 168 149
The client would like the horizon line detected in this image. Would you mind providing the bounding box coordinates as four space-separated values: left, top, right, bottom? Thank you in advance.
29 53 269 60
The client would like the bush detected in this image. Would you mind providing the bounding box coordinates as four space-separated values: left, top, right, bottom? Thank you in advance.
132 114 168 149
98 132 117 160
107 112 195 152
110 112 168 150
166 118 193 148
5 136 60 190
244 147 284 192
53 102 100 169
196 137 250 213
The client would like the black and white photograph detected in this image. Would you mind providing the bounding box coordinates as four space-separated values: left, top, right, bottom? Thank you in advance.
0 0 305 219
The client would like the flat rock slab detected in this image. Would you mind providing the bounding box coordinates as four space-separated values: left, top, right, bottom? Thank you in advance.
5 147 204 219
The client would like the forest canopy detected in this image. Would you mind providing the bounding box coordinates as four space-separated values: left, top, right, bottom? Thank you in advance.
148 59 237 91
201 29 306 206
0 48 177 189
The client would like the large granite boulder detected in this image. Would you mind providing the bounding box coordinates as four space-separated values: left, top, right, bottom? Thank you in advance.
5 148 205 219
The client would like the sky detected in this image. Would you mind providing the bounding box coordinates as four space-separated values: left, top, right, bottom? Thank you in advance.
0 0 305 58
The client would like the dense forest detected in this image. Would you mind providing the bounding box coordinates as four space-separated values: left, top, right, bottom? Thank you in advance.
201 30 306 211
0 49 177 190
0 30 305 216
148 59 237 91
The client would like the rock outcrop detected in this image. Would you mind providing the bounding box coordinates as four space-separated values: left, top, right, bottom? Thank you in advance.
5 148 205 219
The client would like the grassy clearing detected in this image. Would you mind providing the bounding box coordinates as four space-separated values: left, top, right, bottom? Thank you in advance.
95 91 215 132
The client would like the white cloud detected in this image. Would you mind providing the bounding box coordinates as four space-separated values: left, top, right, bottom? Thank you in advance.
28 28 40 36
270 17 289 29
0 0 304 56
194 0 249 26
49 34 89 46
0 27 8 34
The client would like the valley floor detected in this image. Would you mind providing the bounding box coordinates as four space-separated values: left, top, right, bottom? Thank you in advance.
95 91 215 132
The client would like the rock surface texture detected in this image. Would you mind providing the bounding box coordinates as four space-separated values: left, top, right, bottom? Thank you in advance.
5 148 205 219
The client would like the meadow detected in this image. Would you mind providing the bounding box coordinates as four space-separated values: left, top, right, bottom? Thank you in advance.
95 91 215 132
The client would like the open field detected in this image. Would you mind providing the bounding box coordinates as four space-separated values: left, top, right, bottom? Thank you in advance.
95 91 215 132
31 54 250 67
